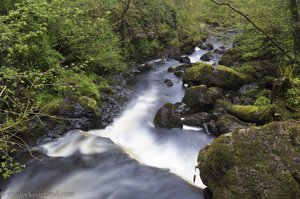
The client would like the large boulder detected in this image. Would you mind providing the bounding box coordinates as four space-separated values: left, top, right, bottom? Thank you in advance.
229 104 272 124
183 63 248 91
198 120 300 199
182 85 223 112
153 103 183 129
215 114 251 135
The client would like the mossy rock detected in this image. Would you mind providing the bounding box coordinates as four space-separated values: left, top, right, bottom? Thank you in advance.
216 114 252 135
229 105 272 124
198 120 300 199
183 63 248 91
182 85 223 112
153 103 183 129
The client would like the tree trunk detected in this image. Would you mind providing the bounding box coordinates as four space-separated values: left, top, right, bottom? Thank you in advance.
290 0 300 61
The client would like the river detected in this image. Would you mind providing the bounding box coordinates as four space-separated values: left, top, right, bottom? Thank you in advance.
1 34 234 199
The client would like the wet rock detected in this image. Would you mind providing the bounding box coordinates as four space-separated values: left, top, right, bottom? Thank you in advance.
198 120 300 199
179 56 191 64
174 102 192 118
183 63 248 91
167 67 175 73
136 63 154 72
175 64 191 71
182 85 223 112
198 42 207 50
215 114 251 135
219 46 226 49
154 103 183 129
164 79 174 87
213 48 226 54
181 44 196 55
205 43 214 51
200 52 215 62
174 70 184 77
182 112 213 126
206 120 218 134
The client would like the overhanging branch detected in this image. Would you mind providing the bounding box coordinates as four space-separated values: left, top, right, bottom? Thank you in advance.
210 0 296 62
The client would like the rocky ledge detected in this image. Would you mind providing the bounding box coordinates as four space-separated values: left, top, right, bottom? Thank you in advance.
198 120 300 199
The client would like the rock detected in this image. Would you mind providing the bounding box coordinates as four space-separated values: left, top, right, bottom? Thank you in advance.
206 120 218 134
219 46 226 49
167 67 175 73
174 70 184 77
229 104 272 124
174 102 192 118
153 103 183 129
213 48 226 54
198 42 207 50
179 56 191 64
182 85 223 112
136 63 153 72
181 44 196 55
198 120 300 199
206 43 214 51
175 64 191 71
183 63 248 91
164 79 173 87
216 114 251 135
182 112 213 126
219 53 234 66
200 52 215 62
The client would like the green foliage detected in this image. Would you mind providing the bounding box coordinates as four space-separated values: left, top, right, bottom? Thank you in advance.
286 78 300 107
254 96 271 107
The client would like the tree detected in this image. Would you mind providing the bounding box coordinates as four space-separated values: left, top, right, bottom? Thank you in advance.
290 0 300 61
210 0 299 64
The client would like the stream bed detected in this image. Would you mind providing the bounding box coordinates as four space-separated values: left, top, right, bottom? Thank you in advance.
1 34 234 199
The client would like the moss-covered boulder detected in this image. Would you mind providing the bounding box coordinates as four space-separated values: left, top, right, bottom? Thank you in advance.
153 103 183 129
198 120 300 199
215 114 252 135
183 63 247 91
182 85 223 112
229 104 272 124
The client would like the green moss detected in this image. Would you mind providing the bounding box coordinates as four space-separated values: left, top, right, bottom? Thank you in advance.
258 89 271 98
199 121 300 199
79 96 100 115
63 72 100 100
254 96 271 107
230 105 271 123
241 88 260 99
183 63 247 90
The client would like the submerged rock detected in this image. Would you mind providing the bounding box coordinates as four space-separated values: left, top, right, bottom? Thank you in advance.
198 120 300 199
183 63 248 91
153 103 183 129
164 79 174 87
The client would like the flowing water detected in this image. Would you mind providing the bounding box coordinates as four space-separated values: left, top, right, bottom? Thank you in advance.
1 34 234 199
